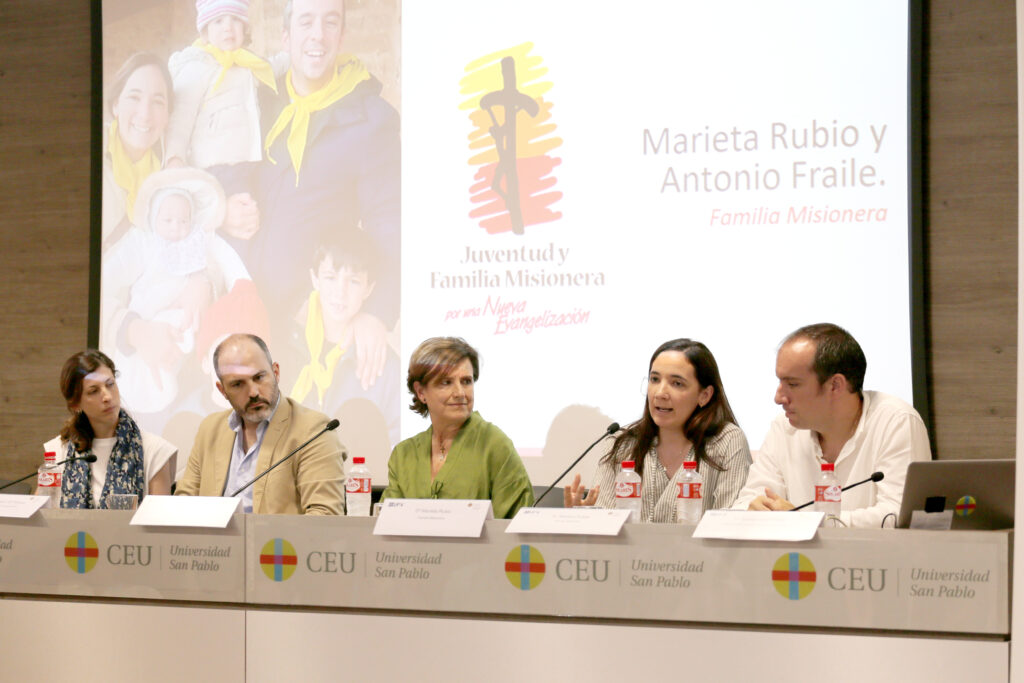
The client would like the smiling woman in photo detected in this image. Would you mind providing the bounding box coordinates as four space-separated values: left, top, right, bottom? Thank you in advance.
565 338 751 521
380 337 534 518
101 52 174 250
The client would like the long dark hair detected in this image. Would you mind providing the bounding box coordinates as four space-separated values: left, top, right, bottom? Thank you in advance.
59 350 117 452
604 339 737 477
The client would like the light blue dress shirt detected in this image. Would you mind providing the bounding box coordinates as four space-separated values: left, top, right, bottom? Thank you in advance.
223 399 280 513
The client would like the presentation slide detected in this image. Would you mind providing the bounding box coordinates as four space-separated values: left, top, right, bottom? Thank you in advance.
98 0 913 487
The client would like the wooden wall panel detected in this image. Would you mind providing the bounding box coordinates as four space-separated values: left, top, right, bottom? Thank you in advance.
925 0 1018 458
0 0 1017 483
0 1 92 480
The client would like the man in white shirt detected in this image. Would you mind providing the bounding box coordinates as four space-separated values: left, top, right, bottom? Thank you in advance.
732 323 931 528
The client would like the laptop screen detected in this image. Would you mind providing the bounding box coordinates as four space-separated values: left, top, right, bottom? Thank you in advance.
897 460 1014 529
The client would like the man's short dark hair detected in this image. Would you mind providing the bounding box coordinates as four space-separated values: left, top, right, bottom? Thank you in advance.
284 0 346 31
213 333 274 379
313 227 377 281
783 323 866 395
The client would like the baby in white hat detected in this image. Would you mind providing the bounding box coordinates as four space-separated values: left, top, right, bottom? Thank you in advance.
101 168 252 413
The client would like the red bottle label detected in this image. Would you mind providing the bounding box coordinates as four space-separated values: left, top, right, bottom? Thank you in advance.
676 482 702 500
38 471 62 488
815 484 841 503
345 476 371 494
615 481 640 499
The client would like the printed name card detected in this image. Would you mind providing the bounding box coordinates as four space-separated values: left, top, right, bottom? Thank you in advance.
130 495 241 528
373 499 493 537
692 509 824 541
909 509 954 530
0 494 48 519
505 507 632 535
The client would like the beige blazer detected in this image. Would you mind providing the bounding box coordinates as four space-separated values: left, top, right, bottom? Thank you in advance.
176 397 345 515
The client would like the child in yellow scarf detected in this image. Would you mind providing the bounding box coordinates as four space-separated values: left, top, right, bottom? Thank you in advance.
165 0 278 169
287 227 401 447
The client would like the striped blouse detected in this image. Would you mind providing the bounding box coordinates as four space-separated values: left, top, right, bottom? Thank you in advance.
592 423 752 523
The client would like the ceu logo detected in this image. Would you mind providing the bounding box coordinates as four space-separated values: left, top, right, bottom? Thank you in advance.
504 544 546 590
64 531 99 574
955 495 977 517
259 538 298 582
460 43 563 235
771 552 817 600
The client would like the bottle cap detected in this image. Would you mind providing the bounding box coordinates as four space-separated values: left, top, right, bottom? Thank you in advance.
622 460 635 470
821 463 835 471
44 451 56 463
352 456 365 464
683 461 697 470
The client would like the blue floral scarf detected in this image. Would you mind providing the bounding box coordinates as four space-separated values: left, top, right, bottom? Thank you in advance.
60 409 145 509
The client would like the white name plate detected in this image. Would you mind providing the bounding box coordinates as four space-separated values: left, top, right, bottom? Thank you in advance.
0 495 48 519
693 509 824 541
910 509 954 530
505 507 631 535
373 499 493 537
131 495 241 528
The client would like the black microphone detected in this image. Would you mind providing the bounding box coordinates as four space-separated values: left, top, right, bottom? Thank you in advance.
229 418 340 498
791 471 884 511
534 422 620 506
0 454 99 493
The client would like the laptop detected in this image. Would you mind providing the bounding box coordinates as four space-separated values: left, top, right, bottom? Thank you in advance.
897 459 1015 529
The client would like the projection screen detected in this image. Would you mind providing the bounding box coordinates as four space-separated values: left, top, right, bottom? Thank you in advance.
95 0 923 488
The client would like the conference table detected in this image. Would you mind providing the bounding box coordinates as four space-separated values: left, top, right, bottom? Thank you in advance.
0 510 1010 682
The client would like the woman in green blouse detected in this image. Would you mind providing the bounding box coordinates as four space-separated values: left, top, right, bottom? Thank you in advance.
380 337 534 518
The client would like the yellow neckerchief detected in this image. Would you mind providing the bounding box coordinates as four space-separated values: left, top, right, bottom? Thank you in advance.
108 120 160 221
197 40 278 94
264 54 370 185
290 290 347 405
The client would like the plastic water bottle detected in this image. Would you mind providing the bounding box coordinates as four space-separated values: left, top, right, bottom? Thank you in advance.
814 462 841 525
675 461 703 525
615 460 642 522
37 451 62 508
345 456 372 516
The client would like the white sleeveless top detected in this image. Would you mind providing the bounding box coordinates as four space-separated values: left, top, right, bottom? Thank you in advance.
42 431 177 502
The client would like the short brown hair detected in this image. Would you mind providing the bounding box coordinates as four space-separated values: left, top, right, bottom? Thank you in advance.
783 323 867 395
406 337 479 416
284 0 346 31
213 333 274 378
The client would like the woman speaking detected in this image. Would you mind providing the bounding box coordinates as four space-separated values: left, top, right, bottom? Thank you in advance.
565 338 751 521
381 337 534 518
